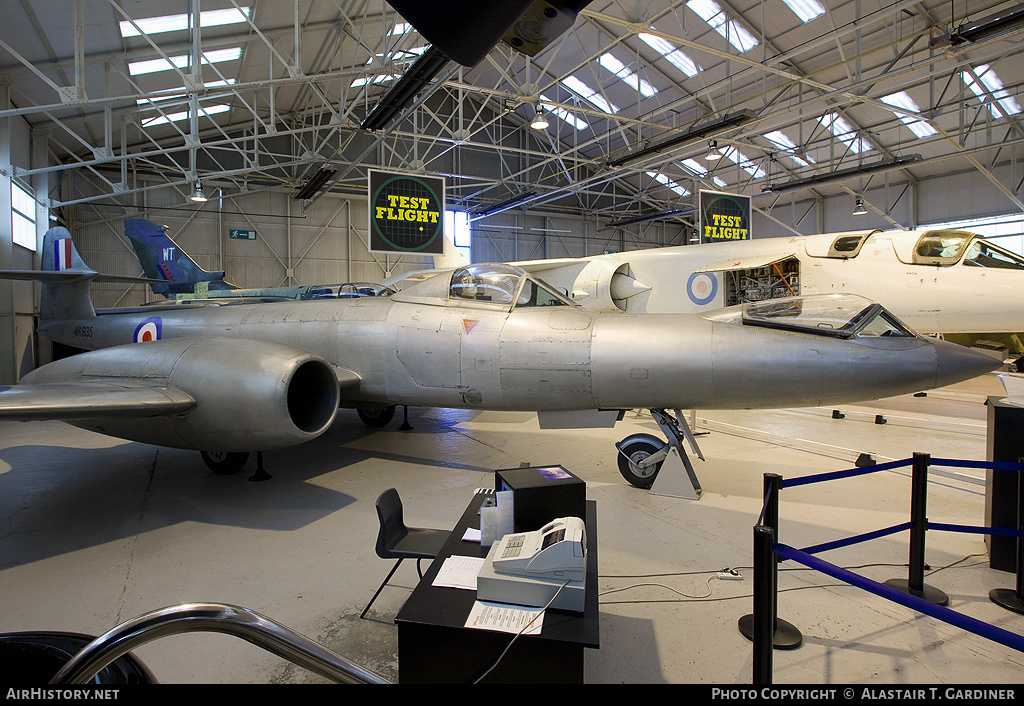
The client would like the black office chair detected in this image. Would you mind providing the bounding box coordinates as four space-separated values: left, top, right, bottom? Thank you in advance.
360 488 449 619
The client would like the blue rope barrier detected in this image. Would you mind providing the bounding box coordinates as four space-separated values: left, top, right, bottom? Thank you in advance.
927 522 1023 538
799 522 911 555
781 458 911 488
775 543 1024 654
930 458 1024 471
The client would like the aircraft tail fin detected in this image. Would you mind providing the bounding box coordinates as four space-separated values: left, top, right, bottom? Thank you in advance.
432 233 469 270
124 218 235 296
40 227 98 321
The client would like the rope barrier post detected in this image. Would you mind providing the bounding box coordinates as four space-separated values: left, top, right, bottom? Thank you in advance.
990 458 1024 614
739 474 802 649
752 524 775 685
884 452 949 605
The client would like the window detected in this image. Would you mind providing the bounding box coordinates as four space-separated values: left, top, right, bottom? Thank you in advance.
598 53 658 98
11 182 36 251
638 33 700 78
561 76 619 114
782 0 825 22
963 65 1023 119
141 104 230 128
818 113 871 154
446 210 472 263
680 158 727 188
119 7 250 37
764 131 814 167
645 170 690 197
540 95 589 130
129 47 243 76
687 0 758 53
962 240 1024 270
880 92 937 138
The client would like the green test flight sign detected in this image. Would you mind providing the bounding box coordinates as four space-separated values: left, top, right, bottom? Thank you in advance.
369 170 445 255
699 190 751 243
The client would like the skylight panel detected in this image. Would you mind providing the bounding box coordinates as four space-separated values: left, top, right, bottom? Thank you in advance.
687 1 758 53
136 79 236 105
680 158 728 188
764 131 813 166
599 53 658 98
540 95 589 130
141 104 230 128
719 146 766 179
389 22 413 36
782 0 825 22
645 170 690 197
818 113 871 153
880 92 938 139
638 33 700 78
964 65 1023 119
128 47 243 75
561 76 619 114
351 74 399 87
119 7 250 37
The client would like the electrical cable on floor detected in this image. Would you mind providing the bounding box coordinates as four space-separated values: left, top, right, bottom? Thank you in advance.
596 555 989 605
473 579 571 684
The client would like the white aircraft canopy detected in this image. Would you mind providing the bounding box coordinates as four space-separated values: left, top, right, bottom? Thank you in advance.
704 293 915 340
448 263 575 308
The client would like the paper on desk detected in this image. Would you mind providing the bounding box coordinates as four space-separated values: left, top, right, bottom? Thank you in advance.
465 601 544 635
431 555 485 590
462 527 481 542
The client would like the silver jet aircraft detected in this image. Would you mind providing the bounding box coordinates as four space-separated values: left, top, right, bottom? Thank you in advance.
510 228 1024 338
0 228 999 493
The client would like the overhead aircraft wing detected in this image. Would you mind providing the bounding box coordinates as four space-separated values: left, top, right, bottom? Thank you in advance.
998 373 1024 407
0 270 162 285
0 380 196 421
692 254 798 273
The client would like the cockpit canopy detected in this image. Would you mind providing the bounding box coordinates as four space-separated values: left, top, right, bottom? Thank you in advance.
703 293 915 340
448 263 574 308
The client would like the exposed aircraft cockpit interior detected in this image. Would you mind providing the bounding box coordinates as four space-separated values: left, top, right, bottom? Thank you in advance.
912 231 1024 268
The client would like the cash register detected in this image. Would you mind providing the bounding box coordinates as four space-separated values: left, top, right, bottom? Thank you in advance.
476 516 586 612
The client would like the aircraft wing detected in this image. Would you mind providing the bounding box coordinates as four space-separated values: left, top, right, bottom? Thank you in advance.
0 269 164 285
692 253 798 273
998 373 1024 407
0 380 196 421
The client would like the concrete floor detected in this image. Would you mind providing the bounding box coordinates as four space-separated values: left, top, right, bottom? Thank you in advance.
1 372 1022 684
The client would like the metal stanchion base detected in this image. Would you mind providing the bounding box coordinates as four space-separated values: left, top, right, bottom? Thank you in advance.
883 578 948 606
989 588 1024 615
737 615 803 650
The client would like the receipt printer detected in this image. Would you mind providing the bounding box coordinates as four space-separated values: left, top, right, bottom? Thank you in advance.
476 516 586 613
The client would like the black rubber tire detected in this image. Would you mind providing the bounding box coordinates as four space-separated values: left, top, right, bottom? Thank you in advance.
200 450 250 474
616 439 663 489
357 406 397 428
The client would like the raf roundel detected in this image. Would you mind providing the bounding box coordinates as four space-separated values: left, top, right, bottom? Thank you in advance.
686 272 718 306
134 317 162 343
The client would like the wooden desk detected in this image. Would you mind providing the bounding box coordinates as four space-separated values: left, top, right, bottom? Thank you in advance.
395 493 599 683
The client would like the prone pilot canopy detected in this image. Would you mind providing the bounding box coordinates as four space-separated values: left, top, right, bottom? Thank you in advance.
703 293 916 340
449 263 574 308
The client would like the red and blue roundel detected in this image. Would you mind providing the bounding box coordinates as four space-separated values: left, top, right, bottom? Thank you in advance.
133 317 162 343
686 272 718 306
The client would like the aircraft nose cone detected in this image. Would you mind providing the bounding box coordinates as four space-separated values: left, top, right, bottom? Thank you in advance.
933 340 1002 388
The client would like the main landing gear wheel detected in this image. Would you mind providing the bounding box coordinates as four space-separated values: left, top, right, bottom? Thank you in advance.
358 405 396 427
616 439 663 489
200 450 250 474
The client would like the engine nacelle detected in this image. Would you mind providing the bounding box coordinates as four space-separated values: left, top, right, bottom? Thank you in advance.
562 260 650 313
24 337 340 452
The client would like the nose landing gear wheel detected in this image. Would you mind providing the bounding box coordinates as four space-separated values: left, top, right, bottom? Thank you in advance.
358 406 396 427
616 439 663 489
200 450 250 474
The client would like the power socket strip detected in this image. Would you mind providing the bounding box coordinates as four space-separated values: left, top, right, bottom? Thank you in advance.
717 569 743 580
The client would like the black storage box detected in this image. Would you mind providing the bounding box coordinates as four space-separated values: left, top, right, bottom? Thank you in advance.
494 465 586 532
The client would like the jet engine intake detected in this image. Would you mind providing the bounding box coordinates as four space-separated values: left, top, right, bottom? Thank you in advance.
25 337 340 452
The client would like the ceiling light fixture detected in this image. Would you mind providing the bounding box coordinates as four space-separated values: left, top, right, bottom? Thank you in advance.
705 139 722 162
605 109 755 168
191 182 208 202
852 198 868 216
530 106 549 130
761 155 922 194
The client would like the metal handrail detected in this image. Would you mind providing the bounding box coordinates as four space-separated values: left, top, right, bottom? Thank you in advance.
49 603 390 684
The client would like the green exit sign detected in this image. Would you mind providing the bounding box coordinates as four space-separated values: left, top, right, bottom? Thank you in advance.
230 229 257 240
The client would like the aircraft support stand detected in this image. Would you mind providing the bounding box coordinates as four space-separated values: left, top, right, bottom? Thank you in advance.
649 408 704 500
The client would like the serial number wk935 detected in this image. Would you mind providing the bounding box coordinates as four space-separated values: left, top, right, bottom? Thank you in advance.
74 325 93 337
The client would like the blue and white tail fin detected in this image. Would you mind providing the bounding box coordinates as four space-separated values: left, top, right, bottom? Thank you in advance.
40 227 98 321
124 219 235 297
